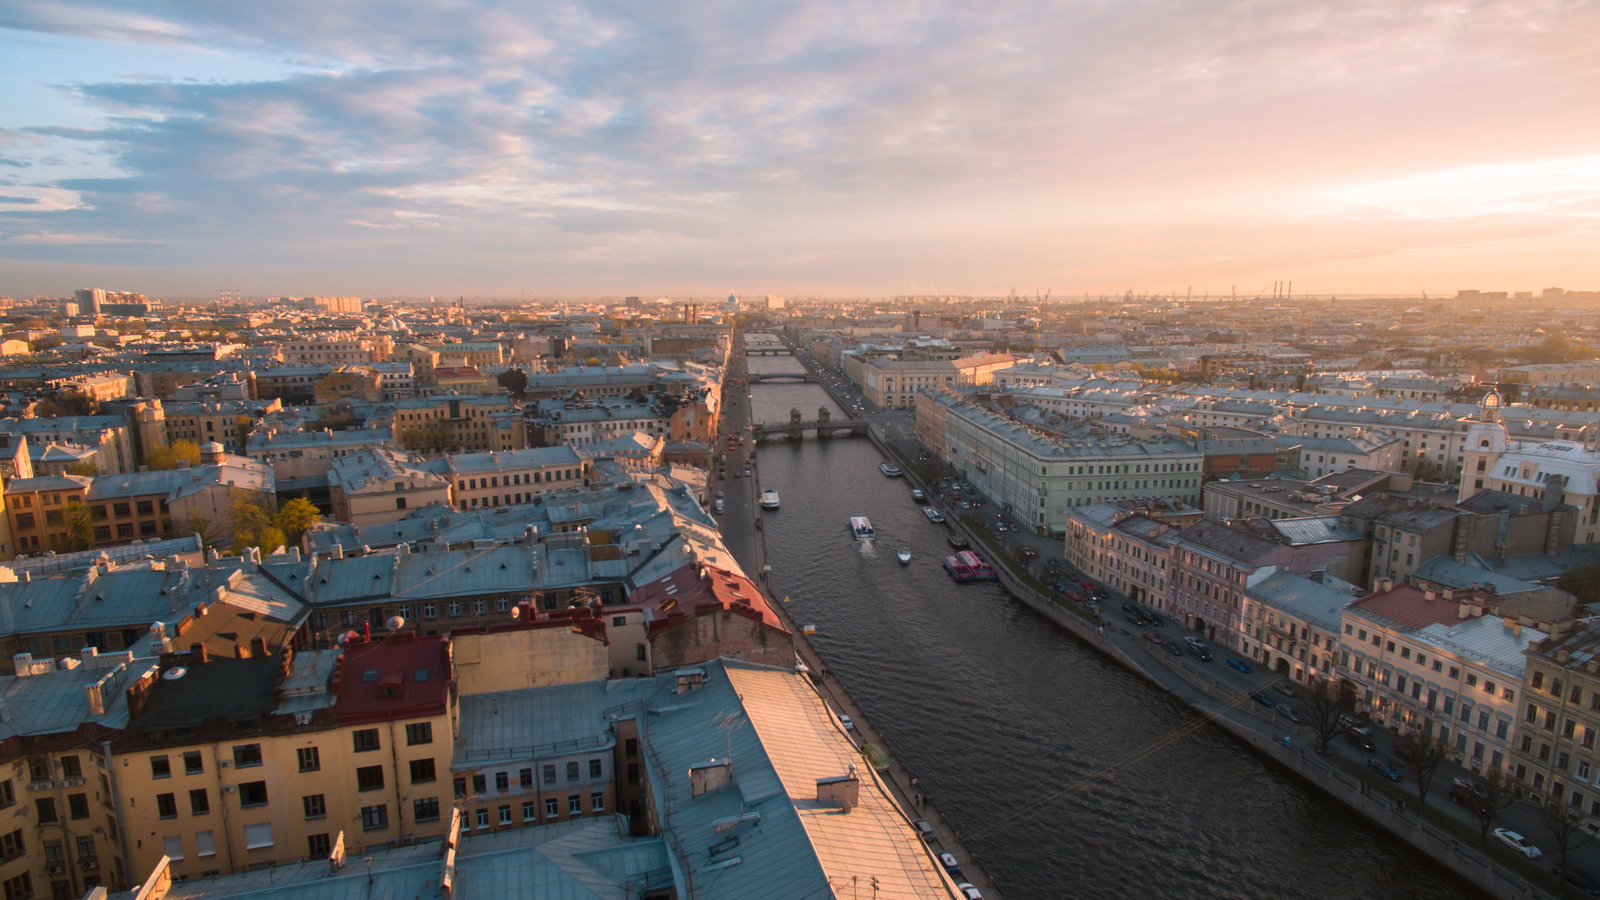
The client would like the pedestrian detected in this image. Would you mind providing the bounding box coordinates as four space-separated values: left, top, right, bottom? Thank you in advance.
911 776 919 790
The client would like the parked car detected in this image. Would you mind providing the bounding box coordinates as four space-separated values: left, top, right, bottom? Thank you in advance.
1226 657 1253 673
1551 865 1600 895
1275 705 1302 724
1162 641 1183 657
1249 691 1275 707
1186 644 1213 662
1343 727 1375 750
1141 631 1162 645
837 714 854 731
955 885 983 900
1493 828 1542 859
1448 777 1484 805
939 853 962 876
1393 741 1416 761
1140 608 1166 627
1367 757 1403 781
912 819 935 839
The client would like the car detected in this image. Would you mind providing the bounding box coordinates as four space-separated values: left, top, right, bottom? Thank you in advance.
1448 777 1484 805
1492 828 1542 859
1141 608 1166 627
1275 705 1302 724
1249 691 1275 708
1367 757 1403 781
1393 741 1416 762
837 714 854 730
744 468 752 477
716 490 724 498
1551 865 1600 895
1226 657 1253 674
1342 728 1375 750
1270 682 1296 698
1162 640 1183 657
1141 630 1162 645
938 852 961 875
955 885 983 900
1187 644 1213 662
912 819 934 838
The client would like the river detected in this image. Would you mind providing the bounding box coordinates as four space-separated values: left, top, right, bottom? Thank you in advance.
748 388 1478 899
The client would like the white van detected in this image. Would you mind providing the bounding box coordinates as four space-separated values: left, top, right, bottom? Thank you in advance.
714 500 724 514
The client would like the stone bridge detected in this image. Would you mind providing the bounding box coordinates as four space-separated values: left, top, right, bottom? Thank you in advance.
751 407 869 441
746 372 817 383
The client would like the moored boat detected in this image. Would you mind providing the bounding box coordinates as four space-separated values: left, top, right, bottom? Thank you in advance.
759 490 780 509
923 507 945 524
897 549 912 565
910 488 926 502
944 555 976 582
849 516 875 540
956 550 996 580
879 463 902 477
947 534 969 550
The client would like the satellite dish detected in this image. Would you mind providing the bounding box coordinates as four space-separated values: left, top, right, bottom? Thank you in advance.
510 606 522 619
385 616 405 632
336 630 360 647
162 667 187 681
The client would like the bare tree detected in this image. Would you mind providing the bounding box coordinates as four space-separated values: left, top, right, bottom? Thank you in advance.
1395 732 1451 812
1542 799 1598 877
1301 677 1356 755
1461 769 1518 851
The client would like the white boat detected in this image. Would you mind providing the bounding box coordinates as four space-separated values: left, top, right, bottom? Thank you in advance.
897 549 912 565
910 489 926 502
879 463 902 477
849 516 875 540
760 490 780 509
923 508 945 524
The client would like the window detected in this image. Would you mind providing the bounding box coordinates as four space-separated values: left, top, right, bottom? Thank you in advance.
543 765 556 785
545 798 559 818
522 802 536 821
188 789 208 815
361 805 388 830
566 761 580 782
244 823 273 850
307 834 331 858
3 872 31 900
589 759 603 778
353 729 380 752
568 795 581 815
303 795 326 818
453 777 466 798
59 757 80 778
519 768 533 788
183 752 204 775
33 798 56 824
498 805 512 825
405 723 433 745
410 759 436 784
356 766 386 792
297 747 321 772
475 809 489 828
156 793 177 819
0 831 21 861
67 794 88 820
150 756 171 779
591 793 605 813
233 744 262 767
238 781 268 807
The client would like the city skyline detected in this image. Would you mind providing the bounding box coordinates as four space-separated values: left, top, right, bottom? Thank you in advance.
1 0 1597 297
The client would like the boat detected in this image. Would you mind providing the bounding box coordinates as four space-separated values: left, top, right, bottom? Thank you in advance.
956 550 996 581
897 549 912 565
759 490 780 509
947 534 968 550
849 516 875 540
879 463 902 477
923 507 945 524
944 555 976 582
910 488 926 502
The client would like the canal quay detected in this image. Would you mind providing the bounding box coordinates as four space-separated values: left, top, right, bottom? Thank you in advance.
726 333 1490 900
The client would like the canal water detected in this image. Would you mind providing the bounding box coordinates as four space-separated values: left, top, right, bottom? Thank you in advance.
751 428 1477 899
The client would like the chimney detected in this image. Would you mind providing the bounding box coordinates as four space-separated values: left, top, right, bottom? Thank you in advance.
11 653 31 677
190 643 208 665
1423 589 1437 602
251 636 269 657
80 646 99 667
1441 588 1455 601
816 765 861 811
688 759 732 797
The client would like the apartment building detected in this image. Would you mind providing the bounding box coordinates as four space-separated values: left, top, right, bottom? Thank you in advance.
445 447 585 510
1459 392 1600 543
5 475 91 554
114 627 455 882
164 400 282 455
1337 581 1543 776
0 418 136 475
919 390 1204 536
1512 621 1600 815
387 395 527 454
1281 432 1404 479
254 366 330 404
1237 570 1356 684
1167 520 1296 647
1063 503 1198 605
528 397 670 447
846 353 1012 409
326 448 452 526
279 337 380 365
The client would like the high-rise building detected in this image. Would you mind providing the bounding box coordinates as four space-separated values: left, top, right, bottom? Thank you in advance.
73 288 105 315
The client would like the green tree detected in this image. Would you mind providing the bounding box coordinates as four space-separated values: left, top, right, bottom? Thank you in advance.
400 421 453 454
66 461 98 477
227 495 276 555
235 415 254 450
273 498 321 548
145 440 202 471
63 501 94 552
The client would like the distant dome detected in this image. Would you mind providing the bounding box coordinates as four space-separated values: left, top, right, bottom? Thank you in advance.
1480 391 1502 408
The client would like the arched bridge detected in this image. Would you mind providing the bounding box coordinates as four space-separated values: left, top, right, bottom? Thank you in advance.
747 372 817 383
752 406 869 442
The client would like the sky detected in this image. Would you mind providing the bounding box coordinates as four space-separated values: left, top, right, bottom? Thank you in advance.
0 0 1597 299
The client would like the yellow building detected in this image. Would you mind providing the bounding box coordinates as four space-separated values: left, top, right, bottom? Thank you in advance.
113 624 457 883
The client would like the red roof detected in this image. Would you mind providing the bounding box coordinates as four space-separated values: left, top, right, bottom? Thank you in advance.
334 634 451 725
1350 583 1501 629
628 562 788 635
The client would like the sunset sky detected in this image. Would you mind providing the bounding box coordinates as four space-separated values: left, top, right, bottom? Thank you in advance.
1 0 1596 298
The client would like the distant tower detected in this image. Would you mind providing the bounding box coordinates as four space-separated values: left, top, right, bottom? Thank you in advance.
201 440 227 466
1459 391 1509 502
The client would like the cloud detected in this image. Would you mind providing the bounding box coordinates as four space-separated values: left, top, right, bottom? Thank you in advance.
0 0 1596 293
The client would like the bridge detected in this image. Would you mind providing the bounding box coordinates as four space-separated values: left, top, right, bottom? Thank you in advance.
746 372 817 383
744 348 792 356
752 407 869 442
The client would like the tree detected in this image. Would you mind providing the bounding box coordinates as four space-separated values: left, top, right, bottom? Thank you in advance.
1395 733 1451 812
273 498 321 548
1462 768 1518 851
1558 562 1600 607
234 415 254 450
145 440 202 471
227 495 276 555
1301 677 1357 755
400 421 453 454
62 501 94 552
66 461 98 477
1542 798 1598 876
36 391 97 417
175 511 222 546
